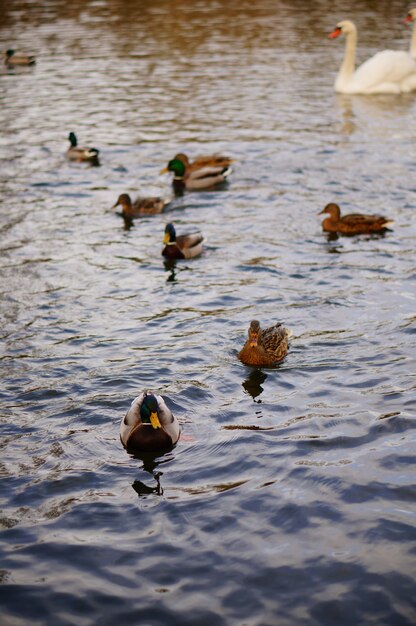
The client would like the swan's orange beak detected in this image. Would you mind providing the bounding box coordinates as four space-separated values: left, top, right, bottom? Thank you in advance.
328 27 342 39
405 14 413 23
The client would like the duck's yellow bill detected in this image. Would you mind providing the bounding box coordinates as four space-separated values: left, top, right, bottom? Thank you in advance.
160 166 169 175
150 411 162 429
163 233 170 244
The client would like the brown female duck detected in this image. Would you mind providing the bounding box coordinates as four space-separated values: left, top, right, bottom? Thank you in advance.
162 222 204 260
238 320 291 367
113 193 169 219
120 391 181 452
319 203 394 235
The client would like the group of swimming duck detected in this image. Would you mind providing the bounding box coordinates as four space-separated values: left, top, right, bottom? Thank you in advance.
63 129 396 454
5 38 397 454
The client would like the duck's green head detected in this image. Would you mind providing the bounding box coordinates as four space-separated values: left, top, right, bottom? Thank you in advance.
167 158 186 178
68 132 77 146
140 394 162 429
6 50 15 57
163 223 176 244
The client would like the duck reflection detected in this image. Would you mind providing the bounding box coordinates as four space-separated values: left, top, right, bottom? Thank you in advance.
242 368 268 402
130 451 166 497
122 216 134 231
163 258 177 282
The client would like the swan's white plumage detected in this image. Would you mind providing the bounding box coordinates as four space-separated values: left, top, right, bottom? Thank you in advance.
331 20 416 94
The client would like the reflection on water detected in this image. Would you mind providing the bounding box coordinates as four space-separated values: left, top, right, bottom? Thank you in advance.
242 368 268 402
1 0 416 625
132 473 163 497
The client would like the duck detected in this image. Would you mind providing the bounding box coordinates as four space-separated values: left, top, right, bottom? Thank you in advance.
319 203 394 235
238 320 291 367
120 391 181 452
328 20 416 94
112 193 169 219
173 152 234 173
160 157 232 193
162 222 204 259
66 132 100 163
406 8 416 59
5 49 36 66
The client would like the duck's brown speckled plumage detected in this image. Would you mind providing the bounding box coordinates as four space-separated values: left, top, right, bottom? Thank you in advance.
320 203 394 235
113 193 169 219
238 320 290 367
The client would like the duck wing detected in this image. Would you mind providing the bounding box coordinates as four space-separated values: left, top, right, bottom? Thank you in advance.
132 197 166 214
155 394 181 444
341 213 391 233
261 323 290 362
186 165 231 190
190 155 233 170
175 232 204 259
120 392 146 445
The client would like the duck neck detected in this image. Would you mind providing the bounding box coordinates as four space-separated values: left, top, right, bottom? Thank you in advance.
411 21 416 59
336 28 356 90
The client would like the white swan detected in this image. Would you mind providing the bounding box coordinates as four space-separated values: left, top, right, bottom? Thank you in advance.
329 19 416 94
406 8 416 59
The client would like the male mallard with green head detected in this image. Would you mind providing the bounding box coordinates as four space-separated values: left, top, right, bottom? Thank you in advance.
67 132 100 163
5 49 35 66
113 193 169 219
120 391 181 452
319 203 394 235
162 222 204 260
238 320 291 367
160 157 232 193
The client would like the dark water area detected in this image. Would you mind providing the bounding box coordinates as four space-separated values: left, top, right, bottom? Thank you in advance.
1 1 416 624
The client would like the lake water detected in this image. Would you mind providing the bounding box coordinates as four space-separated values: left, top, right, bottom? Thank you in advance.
1 1 415 624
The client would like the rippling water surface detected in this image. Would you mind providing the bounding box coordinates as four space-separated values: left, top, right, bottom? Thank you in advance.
1 1 416 624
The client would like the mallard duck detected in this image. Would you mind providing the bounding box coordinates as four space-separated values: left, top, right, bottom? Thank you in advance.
113 193 169 218
120 391 181 452
162 222 204 259
173 152 234 172
5 49 35 66
67 132 100 163
319 203 394 235
238 320 291 367
160 157 232 192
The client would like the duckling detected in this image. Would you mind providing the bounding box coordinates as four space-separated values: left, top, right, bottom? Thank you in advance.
238 320 291 367
66 132 99 163
162 222 204 260
319 203 394 235
5 49 35 66
120 391 181 452
174 152 234 173
160 157 232 193
113 193 169 219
